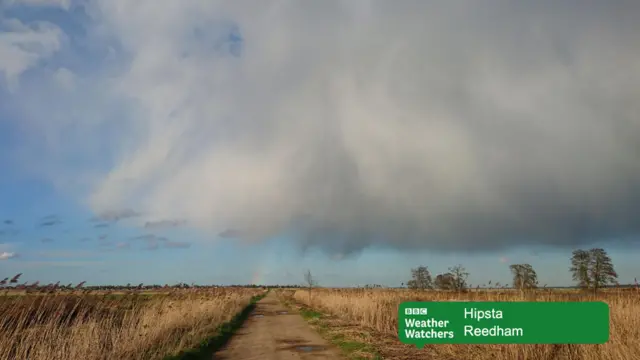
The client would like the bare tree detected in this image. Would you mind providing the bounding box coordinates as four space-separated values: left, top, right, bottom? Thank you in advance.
407 266 433 290
509 264 538 291
304 269 318 305
449 264 469 291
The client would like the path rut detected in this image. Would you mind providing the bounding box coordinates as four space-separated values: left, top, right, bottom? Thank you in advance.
212 292 342 360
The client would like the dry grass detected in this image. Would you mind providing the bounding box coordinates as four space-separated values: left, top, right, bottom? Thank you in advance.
286 288 640 360
0 287 263 360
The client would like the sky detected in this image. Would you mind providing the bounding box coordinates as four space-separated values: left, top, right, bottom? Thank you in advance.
0 0 639 287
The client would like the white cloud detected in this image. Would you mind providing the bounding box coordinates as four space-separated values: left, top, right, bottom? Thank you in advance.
53 67 76 90
4 1 640 254
0 252 17 260
0 18 65 91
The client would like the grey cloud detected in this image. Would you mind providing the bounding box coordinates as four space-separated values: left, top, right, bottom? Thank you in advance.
131 234 156 241
91 209 141 222
133 234 167 250
164 241 191 249
144 219 186 229
38 215 61 227
0 16 64 90
5 1 640 255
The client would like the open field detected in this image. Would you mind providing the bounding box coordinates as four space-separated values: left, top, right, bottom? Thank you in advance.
0 287 264 360
0 283 637 360
279 288 640 360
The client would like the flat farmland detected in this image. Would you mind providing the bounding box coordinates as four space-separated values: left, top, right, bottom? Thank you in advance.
0 287 264 360
278 288 640 360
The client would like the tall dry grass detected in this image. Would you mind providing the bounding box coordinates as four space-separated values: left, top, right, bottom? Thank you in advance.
0 287 263 360
289 288 640 360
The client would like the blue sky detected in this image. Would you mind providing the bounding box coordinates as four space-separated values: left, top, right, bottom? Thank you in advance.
1 1 639 287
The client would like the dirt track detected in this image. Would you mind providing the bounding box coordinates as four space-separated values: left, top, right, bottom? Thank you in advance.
212 292 342 360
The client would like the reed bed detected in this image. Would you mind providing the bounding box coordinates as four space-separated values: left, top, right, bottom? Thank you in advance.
287 288 639 360
0 287 263 360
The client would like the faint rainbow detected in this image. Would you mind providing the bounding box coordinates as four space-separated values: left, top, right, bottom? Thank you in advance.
251 263 266 285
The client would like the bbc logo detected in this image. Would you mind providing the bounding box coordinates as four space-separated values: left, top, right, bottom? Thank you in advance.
405 307 428 315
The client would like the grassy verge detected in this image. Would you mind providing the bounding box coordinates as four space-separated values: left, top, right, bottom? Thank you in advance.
164 291 268 360
281 295 382 360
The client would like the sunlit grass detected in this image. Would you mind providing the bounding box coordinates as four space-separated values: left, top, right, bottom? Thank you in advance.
284 287 639 360
0 281 263 360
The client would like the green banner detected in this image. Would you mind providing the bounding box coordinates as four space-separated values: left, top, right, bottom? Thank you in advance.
398 301 609 346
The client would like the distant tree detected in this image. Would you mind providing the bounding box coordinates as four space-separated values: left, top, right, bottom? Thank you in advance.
570 248 618 293
570 249 591 289
588 248 618 293
304 269 318 305
407 266 433 290
509 264 538 291
449 264 469 291
434 273 455 290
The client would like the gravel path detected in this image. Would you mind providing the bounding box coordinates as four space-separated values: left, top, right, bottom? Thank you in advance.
212 292 342 360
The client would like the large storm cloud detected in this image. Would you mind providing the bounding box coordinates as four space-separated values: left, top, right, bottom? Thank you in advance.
3 1 640 255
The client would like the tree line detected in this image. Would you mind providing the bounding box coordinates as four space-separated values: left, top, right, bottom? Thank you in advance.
406 248 620 293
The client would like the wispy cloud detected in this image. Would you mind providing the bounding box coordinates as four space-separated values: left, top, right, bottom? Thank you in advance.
164 241 191 249
115 242 130 249
35 250 97 259
0 252 17 260
0 16 64 91
131 234 156 241
38 215 62 227
90 209 141 223
144 219 186 229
